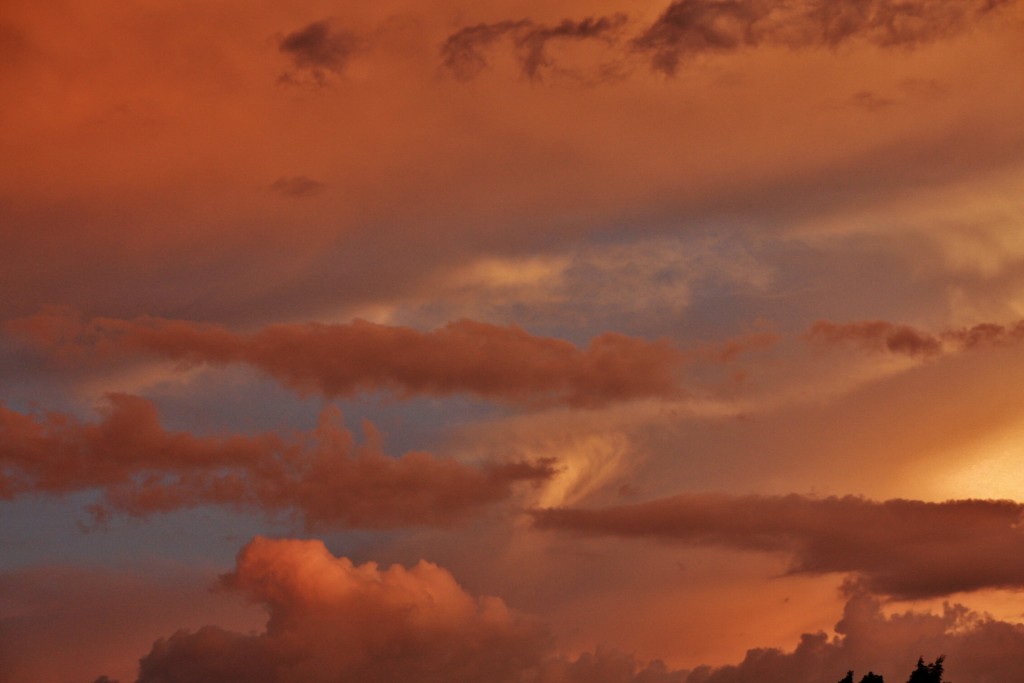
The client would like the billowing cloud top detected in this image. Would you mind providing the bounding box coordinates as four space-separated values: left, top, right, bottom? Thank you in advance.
133 536 550 683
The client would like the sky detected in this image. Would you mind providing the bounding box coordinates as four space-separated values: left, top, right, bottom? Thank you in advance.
2 0 1024 681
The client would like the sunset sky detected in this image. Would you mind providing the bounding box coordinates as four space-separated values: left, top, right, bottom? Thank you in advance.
2 1 1024 681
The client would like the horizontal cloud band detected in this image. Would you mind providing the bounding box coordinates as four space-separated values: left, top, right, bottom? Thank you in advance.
0 394 556 528
532 493 1024 598
6 309 685 407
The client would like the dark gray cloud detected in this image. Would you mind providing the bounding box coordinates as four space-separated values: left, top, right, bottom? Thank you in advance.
441 15 629 80
633 0 1015 74
441 1 1015 80
279 19 358 82
533 493 1024 598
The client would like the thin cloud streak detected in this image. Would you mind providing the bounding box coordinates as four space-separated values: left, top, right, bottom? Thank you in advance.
806 318 1024 357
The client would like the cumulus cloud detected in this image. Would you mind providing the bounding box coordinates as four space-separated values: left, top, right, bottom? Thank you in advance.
532 493 1024 598
6 308 685 408
633 0 1015 74
806 318 1024 358
132 536 549 683
441 15 628 80
97 537 690 683
278 19 359 83
0 394 555 527
685 590 1024 683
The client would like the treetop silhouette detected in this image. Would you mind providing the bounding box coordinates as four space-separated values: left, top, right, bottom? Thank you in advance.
837 656 947 683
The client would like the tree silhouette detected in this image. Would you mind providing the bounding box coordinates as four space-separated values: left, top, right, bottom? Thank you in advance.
838 669 884 682
838 655 948 683
907 656 945 683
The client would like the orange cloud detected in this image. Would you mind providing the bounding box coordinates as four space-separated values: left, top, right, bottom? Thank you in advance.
532 493 1024 598
132 536 549 683
0 394 555 528
6 309 685 408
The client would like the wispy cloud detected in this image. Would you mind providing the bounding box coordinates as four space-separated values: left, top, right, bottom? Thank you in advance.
441 15 628 80
633 0 1015 74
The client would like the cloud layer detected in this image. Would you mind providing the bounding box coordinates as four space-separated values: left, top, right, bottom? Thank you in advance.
532 493 1024 598
0 395 554 527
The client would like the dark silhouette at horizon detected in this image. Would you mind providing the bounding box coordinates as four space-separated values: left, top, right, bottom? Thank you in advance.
838 656 946 683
